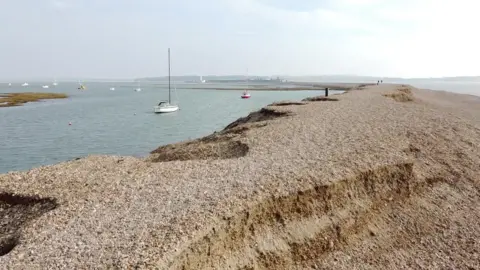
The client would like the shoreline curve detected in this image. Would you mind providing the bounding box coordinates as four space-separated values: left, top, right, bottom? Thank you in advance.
0 83 479 269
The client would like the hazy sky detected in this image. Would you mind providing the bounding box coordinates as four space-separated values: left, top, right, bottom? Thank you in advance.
0 0 478 80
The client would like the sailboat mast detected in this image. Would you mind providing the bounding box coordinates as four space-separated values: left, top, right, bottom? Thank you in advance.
246 68 249 91
168 48 171 103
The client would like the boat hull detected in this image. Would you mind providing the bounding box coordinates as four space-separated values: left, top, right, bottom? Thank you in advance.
154 105 179 113
241 95 251 99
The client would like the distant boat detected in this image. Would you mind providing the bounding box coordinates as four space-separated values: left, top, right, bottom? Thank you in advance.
185 75 206 83
110 87 115 91
78 82 86 90
241 69 251 99
241 90 251 99
134 80 142 92
21 83 29 86
42 85 49 89
154 48 179 113
8 83 11 87
52 79 58 86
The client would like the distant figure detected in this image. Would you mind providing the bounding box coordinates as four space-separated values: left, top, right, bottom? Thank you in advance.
381 80 383 83
377 80 379 85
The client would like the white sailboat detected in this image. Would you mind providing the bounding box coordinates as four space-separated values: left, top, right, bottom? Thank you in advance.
21 82 29 86
241 69 251 99
134 81 142 92
42 85 50 89
154 48 179 113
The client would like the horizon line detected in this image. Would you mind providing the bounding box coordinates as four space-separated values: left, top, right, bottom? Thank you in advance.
2 74 480 82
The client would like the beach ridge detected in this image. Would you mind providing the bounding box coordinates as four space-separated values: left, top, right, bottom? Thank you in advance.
1 84 479 269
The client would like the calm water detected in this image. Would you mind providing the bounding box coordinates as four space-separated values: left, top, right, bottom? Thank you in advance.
0 82 338 173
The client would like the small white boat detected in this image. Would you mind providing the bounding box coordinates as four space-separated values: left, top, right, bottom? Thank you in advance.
42 85 49 89
154 48 179 113
8 83 11 87
21 82 29 86
110 87 115 91
52 82 58 86
154 101 179 113
134 80 142 92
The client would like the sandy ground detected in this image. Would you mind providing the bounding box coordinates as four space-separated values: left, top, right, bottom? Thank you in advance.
0 84 479 269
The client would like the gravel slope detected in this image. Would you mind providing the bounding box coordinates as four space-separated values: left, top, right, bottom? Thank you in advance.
1 84 479 269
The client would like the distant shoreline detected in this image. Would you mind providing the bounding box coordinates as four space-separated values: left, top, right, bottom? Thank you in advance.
184 87 331 91
175 83 374 91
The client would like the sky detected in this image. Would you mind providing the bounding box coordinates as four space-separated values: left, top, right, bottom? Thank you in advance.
0 0 479 80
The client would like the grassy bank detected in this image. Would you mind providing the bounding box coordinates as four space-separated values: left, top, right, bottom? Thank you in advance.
0 92 68 107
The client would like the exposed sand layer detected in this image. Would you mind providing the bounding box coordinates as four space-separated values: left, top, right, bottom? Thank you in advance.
1 84 479 269
301 96 339 102
0 193 57 256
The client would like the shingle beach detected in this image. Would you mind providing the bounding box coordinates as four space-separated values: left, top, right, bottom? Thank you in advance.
1 84 479 269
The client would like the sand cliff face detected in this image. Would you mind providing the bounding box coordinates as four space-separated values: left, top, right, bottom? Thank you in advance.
0 84 479 269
